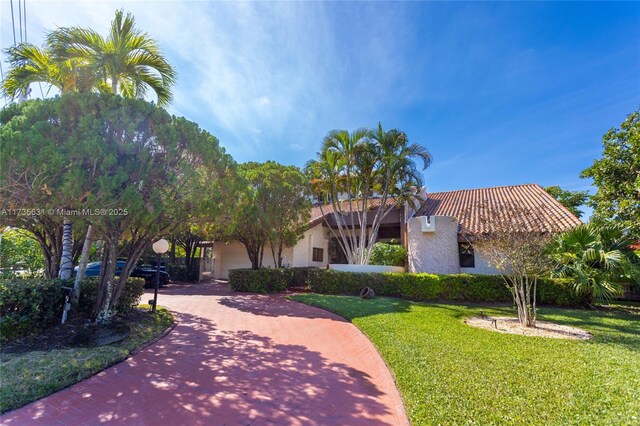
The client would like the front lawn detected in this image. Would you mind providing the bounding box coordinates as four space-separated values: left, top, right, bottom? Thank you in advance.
0 305 174 413
290 294 640 425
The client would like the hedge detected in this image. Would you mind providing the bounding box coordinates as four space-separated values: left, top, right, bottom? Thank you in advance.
229 267 316 293
228 267 590 307
0 276 146 343
0 278 67 343
306 269 590 307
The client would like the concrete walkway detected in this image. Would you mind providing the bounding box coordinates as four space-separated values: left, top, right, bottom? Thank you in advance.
2 282 407 425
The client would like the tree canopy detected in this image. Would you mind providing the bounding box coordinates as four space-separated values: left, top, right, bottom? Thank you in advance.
543 186 589 219
1 93 234 322
581 110 640 237
227 161 310 269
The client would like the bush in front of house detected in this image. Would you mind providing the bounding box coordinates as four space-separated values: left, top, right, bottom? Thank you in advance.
306 269 590 307
78 277 145 315
0 278 68 343
229 269 291 293
0 276 146 343
369 242 408 267
228 267 318 293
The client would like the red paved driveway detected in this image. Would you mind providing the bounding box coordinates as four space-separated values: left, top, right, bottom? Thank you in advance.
2 282 407 425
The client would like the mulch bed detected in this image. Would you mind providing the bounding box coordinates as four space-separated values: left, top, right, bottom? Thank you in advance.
465 316 592 340
1 309 148 357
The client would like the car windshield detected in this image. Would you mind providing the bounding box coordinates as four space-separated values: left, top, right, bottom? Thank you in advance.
87 262 101 268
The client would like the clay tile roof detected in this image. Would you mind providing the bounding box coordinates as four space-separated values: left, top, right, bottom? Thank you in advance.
417 183 582 235
309 198 398 228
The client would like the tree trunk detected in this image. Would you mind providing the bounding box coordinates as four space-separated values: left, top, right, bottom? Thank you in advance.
58 218 73 280
72 225 94 306
93 237 118 324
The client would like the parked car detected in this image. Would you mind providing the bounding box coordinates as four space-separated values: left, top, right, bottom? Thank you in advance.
74 261 170 287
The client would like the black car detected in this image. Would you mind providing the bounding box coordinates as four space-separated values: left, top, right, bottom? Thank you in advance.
75 261 170 287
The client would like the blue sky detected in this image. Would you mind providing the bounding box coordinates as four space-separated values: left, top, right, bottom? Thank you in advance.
2 1 639 217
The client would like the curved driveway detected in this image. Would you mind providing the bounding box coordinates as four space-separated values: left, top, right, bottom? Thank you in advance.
3 282 407 425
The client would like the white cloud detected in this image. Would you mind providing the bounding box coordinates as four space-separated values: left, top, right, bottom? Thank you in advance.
1 1 415 164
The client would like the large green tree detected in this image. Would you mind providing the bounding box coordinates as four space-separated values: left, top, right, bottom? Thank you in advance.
2 8 177 290
581 111 640 237
543 186 589 219
1 93 233 323
228 161 310 269
305 123 431 265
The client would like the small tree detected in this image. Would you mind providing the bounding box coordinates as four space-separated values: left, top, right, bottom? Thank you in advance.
469 203 555 327
228 162 310 269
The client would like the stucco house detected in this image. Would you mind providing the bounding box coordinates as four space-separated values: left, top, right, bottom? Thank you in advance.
205 183 581 279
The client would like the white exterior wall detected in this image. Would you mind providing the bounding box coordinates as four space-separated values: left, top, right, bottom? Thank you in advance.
407 216 460 274
290 224 330 267
212 241 293 279
211 224 328 279
461 248 501 275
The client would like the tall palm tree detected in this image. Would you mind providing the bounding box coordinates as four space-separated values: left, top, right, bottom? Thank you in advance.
47 9 176 106
307 123 432 265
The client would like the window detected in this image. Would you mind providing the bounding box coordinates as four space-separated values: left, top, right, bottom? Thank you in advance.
458 242 475 268
312 247 324 262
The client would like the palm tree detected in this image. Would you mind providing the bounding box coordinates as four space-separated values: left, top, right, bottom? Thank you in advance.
306 123 432 265
2 43 102 99
47 9 176 106
548 222 640 302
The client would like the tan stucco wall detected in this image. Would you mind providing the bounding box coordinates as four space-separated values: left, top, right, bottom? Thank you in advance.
211 225 329 279
212 241 293 279
407 215 460 274
290 224 329 267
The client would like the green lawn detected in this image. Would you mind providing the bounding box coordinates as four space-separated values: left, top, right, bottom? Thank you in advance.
0 305 173 413
290 294 640 425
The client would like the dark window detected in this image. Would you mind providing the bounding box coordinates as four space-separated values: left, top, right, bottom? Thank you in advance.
378 226 401 239
312 247 324 262
458 242 475 268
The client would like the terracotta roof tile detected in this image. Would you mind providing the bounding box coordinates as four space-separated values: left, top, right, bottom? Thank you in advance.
309 198 397 228
417 183 581 234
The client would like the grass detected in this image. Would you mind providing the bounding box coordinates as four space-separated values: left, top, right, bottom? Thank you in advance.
290 294 640 425
0 305 173 413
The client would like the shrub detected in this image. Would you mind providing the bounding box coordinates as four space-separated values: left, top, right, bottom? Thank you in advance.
306 270 590 307
288 267 316 287
78 277 145 315
369 242 408 267
229 269 291 293
167 263 199 282
229 267 318 293
0 278 67 343
0 276 146 344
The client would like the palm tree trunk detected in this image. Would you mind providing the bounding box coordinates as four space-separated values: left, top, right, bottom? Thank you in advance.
59 218 73 280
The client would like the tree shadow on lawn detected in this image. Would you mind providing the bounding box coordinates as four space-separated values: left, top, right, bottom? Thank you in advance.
4 311 396 425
